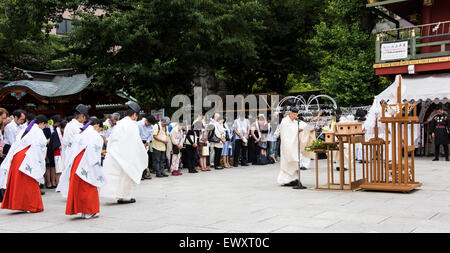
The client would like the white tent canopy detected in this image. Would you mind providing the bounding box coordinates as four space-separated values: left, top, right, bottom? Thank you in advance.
364 73 450 137
376 73 450 103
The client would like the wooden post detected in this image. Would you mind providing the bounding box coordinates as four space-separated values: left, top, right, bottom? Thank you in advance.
348 137 352 189
385 122 389 183
327 148 330 189
403 122 408 184
339 136 344 190
331 150 334 185
410 123 415 182
397 122 402 184
375 34 381 63
397 75 402 104
316 152 319 189
377 142 382 183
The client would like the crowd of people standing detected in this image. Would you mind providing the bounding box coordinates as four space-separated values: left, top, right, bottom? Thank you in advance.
0 105 283 218
138 112 282 179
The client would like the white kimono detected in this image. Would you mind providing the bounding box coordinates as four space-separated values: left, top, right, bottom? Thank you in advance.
100 116 148 200
277 116 302 185
61 118 83 171
56 126 106 198
0 125 47 189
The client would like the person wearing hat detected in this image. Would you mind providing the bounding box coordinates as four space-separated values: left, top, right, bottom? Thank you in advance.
152 116 171 177
100 101 148 204
58 117 106 219
430 104 449 161
62 104 88 172
277 106 306 187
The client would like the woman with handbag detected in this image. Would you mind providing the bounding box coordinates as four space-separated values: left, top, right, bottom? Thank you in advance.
221 116 233 168
253 114 270 165
210 114 226 170
169 122 186 176
198 126 210 171
184 124 199 173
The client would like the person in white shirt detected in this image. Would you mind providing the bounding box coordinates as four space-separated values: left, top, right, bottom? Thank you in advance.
0 108 10 163
210 113 226 170
100 112 120 145
232 114 250 167
137 114 157 179
3 109 26 157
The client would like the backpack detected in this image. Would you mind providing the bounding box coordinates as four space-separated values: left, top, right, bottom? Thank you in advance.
257 154 269 165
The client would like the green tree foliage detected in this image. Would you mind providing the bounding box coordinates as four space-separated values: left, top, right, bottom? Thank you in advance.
66 0 267 108
1 0 389 108
0 0 73 80
254 0 326 94
308 0 389 106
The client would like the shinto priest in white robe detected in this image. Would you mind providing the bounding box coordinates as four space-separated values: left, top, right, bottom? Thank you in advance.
61 118 83 171
100 116 148 200
56 125 106 197
277 116 306 185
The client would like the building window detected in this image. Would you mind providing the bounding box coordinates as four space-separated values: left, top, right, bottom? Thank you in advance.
56 19 72 35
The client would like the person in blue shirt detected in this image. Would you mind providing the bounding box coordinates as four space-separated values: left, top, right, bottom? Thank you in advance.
138 114 158 179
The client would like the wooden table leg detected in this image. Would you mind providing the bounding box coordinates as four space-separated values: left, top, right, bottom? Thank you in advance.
348 138 352 190
315 152 319 189
331 149 334 185
339 137 344 190
327 149 330 189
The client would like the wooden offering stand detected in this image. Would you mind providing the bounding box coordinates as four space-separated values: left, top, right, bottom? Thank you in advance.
335 122 366 190
314 123 365 191
360 75 422 192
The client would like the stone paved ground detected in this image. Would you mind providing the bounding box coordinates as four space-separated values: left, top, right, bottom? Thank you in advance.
0 157 449 233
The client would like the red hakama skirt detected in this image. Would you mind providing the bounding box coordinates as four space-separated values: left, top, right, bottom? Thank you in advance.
1 146 44 212
65 149 99 215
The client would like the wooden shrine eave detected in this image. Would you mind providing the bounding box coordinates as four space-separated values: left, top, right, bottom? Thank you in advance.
366 0 409 8
373 56 450 75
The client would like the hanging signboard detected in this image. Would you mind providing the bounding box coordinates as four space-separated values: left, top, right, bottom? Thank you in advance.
381 40 409 61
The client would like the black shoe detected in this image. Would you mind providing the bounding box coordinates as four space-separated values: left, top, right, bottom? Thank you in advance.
117 198 136 204
292 181 307 189
446 157 450 161
40 191 45 195
233 164 239 167
283 180 299 187
189 170 198 173
432 158 439 161
300 166 307 170
241 163 249 166
215 166 224 170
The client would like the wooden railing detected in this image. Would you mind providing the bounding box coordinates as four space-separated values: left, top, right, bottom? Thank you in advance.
375 21 450 63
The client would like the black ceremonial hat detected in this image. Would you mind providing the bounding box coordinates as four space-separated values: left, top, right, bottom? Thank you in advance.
75 104 89 117
128 101 141 113
290 106 299 113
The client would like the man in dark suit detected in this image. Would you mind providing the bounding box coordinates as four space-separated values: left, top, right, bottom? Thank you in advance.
430 104 450 161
